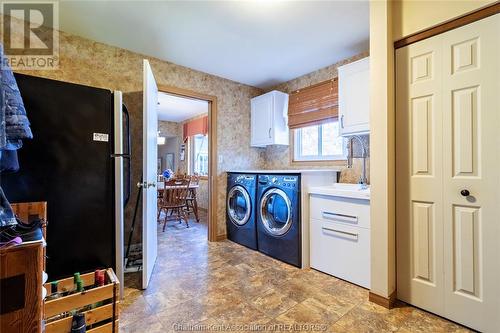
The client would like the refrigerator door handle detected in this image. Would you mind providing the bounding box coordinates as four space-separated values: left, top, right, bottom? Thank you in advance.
122 104 131 156
122 104 132 206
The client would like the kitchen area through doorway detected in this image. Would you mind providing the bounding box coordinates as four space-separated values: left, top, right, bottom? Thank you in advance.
124 90 213 289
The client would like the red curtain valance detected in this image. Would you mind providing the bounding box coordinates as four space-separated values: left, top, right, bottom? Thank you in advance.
183 116 208 142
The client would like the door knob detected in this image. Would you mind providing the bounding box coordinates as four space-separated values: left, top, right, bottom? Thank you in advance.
460 189 470 197
137 181 156 188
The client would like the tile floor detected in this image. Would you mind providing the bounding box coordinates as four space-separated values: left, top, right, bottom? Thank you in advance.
120 211 472 333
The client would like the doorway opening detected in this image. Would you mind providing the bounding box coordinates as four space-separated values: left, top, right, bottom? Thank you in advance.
156 85 218 242
156 93 209 233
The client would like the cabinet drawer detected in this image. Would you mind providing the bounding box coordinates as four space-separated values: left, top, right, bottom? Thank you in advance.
310 194 370 229
310 219 370 288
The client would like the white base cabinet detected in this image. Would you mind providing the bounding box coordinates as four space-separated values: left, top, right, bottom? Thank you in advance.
310 194 370 288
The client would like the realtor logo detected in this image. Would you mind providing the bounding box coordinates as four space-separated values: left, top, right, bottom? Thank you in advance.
1 1 59 69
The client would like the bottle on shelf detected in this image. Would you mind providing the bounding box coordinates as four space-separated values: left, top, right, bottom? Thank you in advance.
59 272 81 296
76 280 84 293
45 281 60 301
67 279 84 297
71 313 86 333
91 272 106 309
94 270 104 288
73 273 80 287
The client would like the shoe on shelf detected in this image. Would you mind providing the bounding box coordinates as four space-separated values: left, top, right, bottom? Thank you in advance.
0 218 45 243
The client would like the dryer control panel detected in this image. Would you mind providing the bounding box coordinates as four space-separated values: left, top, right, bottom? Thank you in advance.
228 173 256 186
258 175 299 188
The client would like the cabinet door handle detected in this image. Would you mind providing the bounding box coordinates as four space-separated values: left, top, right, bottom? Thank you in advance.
322 227 358 241
340 115 344 128
268 128 272 138
322 211 358 224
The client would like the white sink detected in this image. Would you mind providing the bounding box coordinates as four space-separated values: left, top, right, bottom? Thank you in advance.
308 183 370 200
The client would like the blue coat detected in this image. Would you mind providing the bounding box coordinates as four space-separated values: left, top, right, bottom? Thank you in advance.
0 44 33 150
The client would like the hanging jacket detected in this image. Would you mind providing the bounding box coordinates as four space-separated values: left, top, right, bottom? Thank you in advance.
0 149 19 173
0 44 33 150
0 61 4 149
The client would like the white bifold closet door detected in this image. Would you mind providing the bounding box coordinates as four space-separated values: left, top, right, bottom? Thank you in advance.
396 14 499 333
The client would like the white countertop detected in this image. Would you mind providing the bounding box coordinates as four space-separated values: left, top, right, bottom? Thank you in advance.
309 183 370 200
227 168 342 174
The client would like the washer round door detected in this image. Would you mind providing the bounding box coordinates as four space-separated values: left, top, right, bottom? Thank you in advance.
227 185 252 226
259 188 292 236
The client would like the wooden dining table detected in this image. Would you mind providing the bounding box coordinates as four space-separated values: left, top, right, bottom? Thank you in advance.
157 181 199 192
157 181 200 204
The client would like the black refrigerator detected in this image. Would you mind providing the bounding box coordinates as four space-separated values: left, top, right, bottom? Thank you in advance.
1 74 130 289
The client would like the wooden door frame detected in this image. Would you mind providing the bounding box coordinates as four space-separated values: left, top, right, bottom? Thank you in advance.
157 84 218 242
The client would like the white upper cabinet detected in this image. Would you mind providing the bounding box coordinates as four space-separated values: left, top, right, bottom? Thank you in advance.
338 57 370 136
250 90 289 147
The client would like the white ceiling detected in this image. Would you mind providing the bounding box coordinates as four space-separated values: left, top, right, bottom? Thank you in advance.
157 92 208 122
57 1 369 88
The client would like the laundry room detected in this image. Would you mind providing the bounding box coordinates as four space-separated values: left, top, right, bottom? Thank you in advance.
1 2 499 333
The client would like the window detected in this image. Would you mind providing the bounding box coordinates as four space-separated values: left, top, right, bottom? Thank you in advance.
293 120 345 161
190 134 209 176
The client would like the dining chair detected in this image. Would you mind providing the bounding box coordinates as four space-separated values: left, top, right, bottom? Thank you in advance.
158 178 191 231
185 174 200 223
157 186 164 222
175 171 188 180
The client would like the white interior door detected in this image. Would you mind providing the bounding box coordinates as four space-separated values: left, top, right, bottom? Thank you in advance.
441 15 499 332
142 59 158 289
396 14 500 332
396 34 445 314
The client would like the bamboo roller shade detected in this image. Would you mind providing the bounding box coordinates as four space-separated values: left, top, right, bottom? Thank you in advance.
288 79 338 129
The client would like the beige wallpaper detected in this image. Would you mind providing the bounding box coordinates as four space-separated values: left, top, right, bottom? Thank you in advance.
4 15 265 240
263 51 370 184
158 120 182 172
158 121 181 138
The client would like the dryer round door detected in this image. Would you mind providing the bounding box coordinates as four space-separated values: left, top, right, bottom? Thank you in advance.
259 188 292 236
227 185 252 226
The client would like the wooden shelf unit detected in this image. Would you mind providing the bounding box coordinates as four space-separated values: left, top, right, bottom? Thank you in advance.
0 240 45 333
43 268 120 333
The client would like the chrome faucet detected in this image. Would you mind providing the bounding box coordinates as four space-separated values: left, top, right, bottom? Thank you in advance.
347 135 368 189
